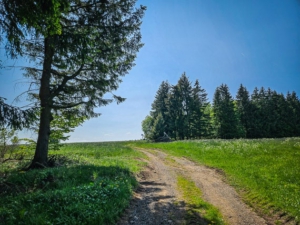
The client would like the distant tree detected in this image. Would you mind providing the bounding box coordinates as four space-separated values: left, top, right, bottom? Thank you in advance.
203 103 214 137
213 84 241 139
190 80 210 138
0 125 19 162
149 74 212 140
150 81 171 135
274 92 290 137
248 87 262 138
253 87 283 138
168 85 183 140
236 84 253 138
249 87 300 138
141 115 154 140
1 0 146 168
151 114 165 141
177 73 193 139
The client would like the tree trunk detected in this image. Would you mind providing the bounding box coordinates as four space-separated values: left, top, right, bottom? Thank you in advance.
29 37 54 169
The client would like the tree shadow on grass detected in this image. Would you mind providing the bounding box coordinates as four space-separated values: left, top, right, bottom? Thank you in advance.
1 164 215 225
0 164 139 225
0 164 135 196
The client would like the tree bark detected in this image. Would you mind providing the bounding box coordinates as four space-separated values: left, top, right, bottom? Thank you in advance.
29 37 54 169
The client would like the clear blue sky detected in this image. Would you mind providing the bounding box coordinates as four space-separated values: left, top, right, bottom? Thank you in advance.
1 0 300 142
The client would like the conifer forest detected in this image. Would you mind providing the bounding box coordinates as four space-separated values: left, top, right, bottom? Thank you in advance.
142 73 300 141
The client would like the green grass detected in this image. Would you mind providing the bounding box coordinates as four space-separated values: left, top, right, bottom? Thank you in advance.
0 142 146 225
132 138 300 222
177 175 225 225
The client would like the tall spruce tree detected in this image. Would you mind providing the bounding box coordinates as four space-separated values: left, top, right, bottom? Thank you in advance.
150 81 170 135
177 73 193 139
236 84 253 138
0 0 69 129
151 113 165 141
213 84 240 139
1 0 146 168
274 92 290 137
190 80 210 138
168 85 182 140
249 87 262 138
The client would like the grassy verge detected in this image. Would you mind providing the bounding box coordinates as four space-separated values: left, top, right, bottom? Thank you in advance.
0 142 146 225
132 138 300 222
177 175 225 225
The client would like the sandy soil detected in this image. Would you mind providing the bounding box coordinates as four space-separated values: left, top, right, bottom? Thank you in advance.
117 148 293 225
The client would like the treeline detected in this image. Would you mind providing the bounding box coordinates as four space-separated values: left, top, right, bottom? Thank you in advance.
142 73 300 141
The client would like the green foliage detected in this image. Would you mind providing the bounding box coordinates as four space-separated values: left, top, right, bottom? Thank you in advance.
49 111 86 150
144 73 211 141
248 87 300 138
0 125 20 162
236 84 252 137
177 176 225 225
213 84 242 138
168 85 182 139
1 170 135 225
190 79 211 138
22 0 146 118
0 142 146 225
141 115 154 140
176 73 194 139
151 113 165 141
0 97 37 130
1 0 146 167
133 138 300 222
0 0 69 57
145 79 300 140
150 81 170 121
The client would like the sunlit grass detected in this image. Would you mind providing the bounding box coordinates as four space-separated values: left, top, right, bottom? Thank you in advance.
177 175 225 225
133 138 300 222
0 141 147 225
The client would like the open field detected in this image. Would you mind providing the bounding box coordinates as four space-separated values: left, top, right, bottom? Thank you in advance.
1 138 299 224
132 138 300 222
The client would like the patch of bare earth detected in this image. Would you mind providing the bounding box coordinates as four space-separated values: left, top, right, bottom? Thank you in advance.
117 150 186 225
118 148 294 225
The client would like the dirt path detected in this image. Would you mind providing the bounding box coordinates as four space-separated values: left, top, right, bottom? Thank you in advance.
118 148 267 225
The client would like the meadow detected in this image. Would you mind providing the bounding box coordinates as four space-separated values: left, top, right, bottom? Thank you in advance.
1 138 299 224
0 142 146 225
132 138 300 222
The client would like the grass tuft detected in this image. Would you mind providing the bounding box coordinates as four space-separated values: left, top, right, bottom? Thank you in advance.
177 175 225 225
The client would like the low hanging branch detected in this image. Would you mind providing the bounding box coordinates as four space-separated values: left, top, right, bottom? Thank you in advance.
0 97 37 130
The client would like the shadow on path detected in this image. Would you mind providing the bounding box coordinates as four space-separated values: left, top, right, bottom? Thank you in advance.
118 177 208 225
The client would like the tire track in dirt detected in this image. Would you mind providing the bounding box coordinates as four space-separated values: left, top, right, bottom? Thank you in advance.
117 150 186 225
118 148 267 225
172 156 266 225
